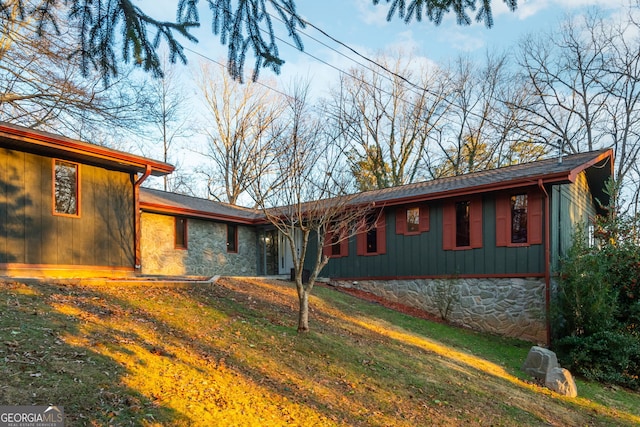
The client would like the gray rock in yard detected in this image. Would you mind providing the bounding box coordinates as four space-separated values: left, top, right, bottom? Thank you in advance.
522 346 559 380
545 367 578 397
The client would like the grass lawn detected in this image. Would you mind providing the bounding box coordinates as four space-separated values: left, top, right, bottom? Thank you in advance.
1 276 639 426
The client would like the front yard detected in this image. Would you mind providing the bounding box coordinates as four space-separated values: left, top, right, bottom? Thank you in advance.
1 277 638 426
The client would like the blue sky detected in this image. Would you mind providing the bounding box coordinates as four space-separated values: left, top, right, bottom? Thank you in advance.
139 0 631 192
142 0 628 97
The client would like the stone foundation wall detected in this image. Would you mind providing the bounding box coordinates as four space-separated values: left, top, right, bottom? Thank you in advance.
330 277 547 344
141 212 257 277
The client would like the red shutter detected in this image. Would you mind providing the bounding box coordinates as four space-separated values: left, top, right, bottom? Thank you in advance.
470 197 483 249
340 238 349 257
396 207 406 235
377 213 386 254
529 192 543 245
322 229 333 258
495 194 510 247
356 228 366 255
419 205 430 232
442 202 455 250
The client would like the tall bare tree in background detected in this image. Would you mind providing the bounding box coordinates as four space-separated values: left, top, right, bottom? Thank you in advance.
516 9 640 211
252 81 375 332
145 54 194 193
197 62 285 205
327 51 450 190
0 2 148 146
432 53 546 177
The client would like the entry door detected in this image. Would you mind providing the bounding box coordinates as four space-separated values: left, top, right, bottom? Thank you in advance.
278 229 300 275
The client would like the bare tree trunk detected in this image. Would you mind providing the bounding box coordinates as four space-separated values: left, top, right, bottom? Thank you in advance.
297 284 310 333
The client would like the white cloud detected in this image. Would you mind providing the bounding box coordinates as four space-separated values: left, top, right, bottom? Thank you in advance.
355 0 392 26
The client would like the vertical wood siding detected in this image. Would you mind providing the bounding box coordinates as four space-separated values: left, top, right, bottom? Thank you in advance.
309 192 545 279
550 172 596 271
0 148 134 267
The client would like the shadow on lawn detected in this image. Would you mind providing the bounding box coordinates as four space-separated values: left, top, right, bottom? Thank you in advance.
0 280 185 426
4 277 639 426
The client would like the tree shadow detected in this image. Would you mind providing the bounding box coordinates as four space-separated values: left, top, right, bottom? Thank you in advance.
0 166 34 264
0 280 185 425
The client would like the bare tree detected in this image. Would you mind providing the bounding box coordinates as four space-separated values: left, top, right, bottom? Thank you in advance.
515 11 610 154
252 81 375 332
144 54 194 192
431 53 543 177
196 62 285 205
516 9 640 210
0 2 149 146
327 51 450 190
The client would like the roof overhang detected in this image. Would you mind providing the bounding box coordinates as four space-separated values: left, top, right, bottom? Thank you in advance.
140 201 260 225
0 122 174 176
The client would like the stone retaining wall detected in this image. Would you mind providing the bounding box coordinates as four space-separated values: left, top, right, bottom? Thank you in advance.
141 212 257 277
330 277 547 343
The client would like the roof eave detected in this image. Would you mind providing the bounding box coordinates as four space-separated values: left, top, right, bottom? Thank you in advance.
0 123 175 176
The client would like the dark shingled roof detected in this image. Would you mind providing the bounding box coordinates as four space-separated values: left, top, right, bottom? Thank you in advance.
140 187 262 224
140 150 613 222
349 149 613 207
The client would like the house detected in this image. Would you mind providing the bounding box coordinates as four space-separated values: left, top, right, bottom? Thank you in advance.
139 187 302 278
308 149 613 343
0 121 614 343
0 122 173 277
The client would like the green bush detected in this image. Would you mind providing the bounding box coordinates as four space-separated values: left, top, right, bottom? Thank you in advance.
552 179 640 389
555 331 640 390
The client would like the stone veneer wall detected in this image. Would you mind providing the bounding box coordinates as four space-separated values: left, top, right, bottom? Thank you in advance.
330 277 547 343
141 212 257 277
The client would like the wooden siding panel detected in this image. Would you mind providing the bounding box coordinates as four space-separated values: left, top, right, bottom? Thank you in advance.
315 196 546 279
0 148 135 269
6 150 25 263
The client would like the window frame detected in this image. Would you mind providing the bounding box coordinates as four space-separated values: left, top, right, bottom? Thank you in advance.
226 223 238 253
395 204 430 235
495 190 543 247
356 211 387 256
323 224 349 258
174 216 188 250
442 197 483 251
52 159 81 218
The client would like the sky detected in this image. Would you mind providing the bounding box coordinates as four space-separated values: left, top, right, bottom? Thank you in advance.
142 0 629 98
138 0 633 193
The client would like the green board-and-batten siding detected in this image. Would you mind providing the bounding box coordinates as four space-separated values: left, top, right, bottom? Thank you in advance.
550 171 597 271
311 191 545 280
0 147 135 268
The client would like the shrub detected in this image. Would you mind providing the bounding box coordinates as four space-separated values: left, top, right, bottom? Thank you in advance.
555 330 640 390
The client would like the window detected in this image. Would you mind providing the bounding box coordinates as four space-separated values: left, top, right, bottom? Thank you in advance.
455 201 470 247
443 198 482 250
323 225 349 258
175 217 187 249
53 159 79 216
496 191 543 247
227 224 238 253
511 194 528 243
331 232 341 256
407 207 420 232
395 205 430 235
356 212 387 256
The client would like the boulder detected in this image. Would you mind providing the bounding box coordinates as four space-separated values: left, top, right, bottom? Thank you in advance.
545 367 578 397
522 346 559 380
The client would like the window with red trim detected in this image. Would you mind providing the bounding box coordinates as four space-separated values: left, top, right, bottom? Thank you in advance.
175 217 188 249
322 225 349 258
356 212 386 256
443 198 482 250
396 205 430 235
496 191 542 246
53 159 80 217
